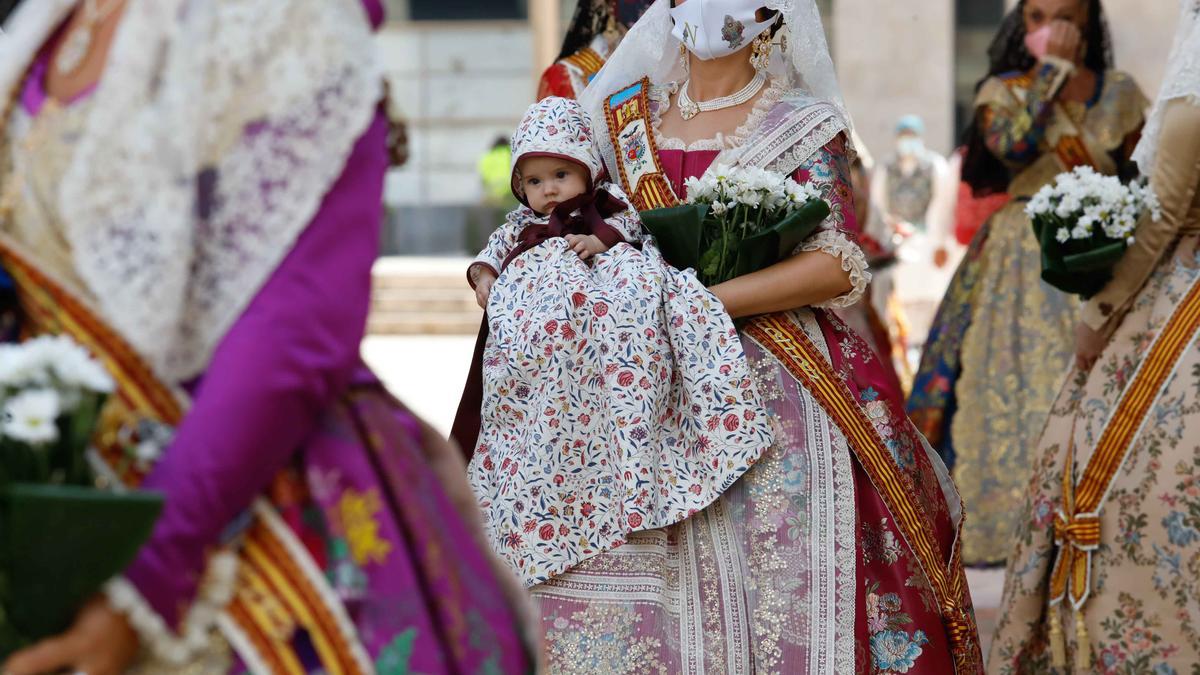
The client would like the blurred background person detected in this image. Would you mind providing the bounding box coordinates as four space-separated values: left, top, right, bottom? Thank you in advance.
870 114 957 368
536 0 656 100
906 0 1148 567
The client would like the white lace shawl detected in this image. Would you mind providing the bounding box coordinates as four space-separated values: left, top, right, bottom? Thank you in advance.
1133 0 1200 174
0 0 381 384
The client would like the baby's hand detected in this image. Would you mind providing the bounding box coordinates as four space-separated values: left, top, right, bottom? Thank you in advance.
472 268 498 309
565 234 609 260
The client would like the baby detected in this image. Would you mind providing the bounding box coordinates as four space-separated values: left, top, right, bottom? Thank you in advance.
457 97 772 587
467 98 639 307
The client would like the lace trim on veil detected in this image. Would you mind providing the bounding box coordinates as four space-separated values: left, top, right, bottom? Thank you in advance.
1133 0 1200 172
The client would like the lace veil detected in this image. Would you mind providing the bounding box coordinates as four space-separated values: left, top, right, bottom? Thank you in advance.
579 0 850 175
0 0 381 384
1132 0 1200 173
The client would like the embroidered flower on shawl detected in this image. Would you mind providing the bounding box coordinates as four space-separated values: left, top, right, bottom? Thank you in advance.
338 488 393 566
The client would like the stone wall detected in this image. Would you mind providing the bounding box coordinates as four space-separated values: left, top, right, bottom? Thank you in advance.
833 0 957 157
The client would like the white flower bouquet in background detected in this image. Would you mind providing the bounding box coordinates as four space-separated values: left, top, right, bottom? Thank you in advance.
640 165 830 285
0 335 164 652
1027 166 1162 297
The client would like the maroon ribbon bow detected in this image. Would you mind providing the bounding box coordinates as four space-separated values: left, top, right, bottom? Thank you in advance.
501 188 630 269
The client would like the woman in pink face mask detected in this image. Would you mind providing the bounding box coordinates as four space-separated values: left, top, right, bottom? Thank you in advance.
908 0 1149 568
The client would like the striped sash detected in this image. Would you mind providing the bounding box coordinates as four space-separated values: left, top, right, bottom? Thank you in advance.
603 78 677 211
1050 278 1200 610
745 314 982 674
0 236 371 674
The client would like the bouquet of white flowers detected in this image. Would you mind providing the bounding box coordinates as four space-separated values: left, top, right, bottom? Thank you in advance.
640 165 830 286
0 335 164 652
1027 166 1162 297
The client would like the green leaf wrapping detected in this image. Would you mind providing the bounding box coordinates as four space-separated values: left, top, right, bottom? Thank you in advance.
731 199 831 280
640 200 831 286
1032 213 1128 299
639 204 707 272
0 484 163 646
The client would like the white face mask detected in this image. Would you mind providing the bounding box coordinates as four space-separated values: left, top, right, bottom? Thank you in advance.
897 137 924 158
669 0 776 61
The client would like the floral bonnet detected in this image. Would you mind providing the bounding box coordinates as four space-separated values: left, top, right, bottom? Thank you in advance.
510 97 605 206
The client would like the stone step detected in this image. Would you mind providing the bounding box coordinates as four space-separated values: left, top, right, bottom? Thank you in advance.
371 288 478 313
372 274 468 291
367 311 482 336
367 258 485 335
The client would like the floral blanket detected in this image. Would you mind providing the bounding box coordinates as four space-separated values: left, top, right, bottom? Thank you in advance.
468 237 773 586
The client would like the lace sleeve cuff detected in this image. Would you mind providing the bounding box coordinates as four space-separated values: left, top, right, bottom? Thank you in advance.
104 552 238 665
800 229 872 308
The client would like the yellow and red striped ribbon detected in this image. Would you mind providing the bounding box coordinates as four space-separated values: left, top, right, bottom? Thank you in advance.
563 47 605 79
1052 277 1200 608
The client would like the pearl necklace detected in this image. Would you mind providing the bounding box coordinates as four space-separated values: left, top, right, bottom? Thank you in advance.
677 72 767 121
55 0 125 76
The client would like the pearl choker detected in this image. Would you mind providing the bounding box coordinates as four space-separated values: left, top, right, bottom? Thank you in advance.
677 72 768 121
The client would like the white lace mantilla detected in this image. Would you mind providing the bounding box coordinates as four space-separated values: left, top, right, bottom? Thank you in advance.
1133 0 1200 173
0 0 382 383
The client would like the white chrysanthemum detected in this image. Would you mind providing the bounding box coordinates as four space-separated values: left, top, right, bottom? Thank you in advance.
1027 167 1158 246
3 388 61 445
0 344 50 387
44 336 114 394
1055 228 1070 243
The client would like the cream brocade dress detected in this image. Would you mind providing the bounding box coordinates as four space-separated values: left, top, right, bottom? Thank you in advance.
989 99 1200 674
948 70 1147 564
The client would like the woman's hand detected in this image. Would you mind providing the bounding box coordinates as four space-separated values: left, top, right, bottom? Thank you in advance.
1074 321 1108 372
2 596 140 675
1045 19 1083 62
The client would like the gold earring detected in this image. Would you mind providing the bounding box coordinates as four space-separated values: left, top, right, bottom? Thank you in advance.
750 33 772 71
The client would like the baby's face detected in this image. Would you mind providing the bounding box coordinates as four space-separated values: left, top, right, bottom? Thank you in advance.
518 156 590 214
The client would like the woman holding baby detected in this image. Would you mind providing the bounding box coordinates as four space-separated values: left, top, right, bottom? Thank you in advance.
461 1 984 672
